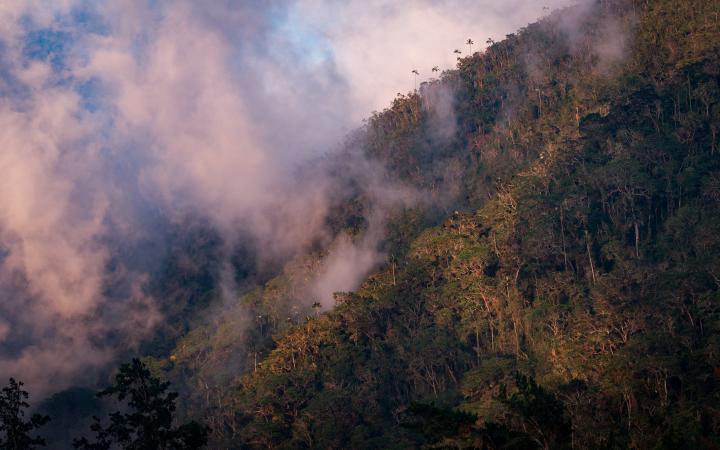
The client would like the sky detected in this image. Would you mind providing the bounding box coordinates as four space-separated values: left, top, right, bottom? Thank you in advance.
0 0 578 394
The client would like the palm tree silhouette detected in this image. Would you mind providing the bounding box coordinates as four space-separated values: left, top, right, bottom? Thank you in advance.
412 69 420 91
466 38 474 54
432 66 439 73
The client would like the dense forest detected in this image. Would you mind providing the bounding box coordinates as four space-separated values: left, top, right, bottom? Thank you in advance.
4 0 720 448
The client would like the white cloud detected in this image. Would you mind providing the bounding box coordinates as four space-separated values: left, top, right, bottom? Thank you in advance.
295 0 577 118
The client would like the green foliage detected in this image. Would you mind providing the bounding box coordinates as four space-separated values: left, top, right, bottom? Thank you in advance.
0 379 50 450
402 403 480 449
403 374 571 450
497 374 572 450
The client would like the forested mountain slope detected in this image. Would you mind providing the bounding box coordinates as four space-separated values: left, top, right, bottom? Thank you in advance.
151 0 720 448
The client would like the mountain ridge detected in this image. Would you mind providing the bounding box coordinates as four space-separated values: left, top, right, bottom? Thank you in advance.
140 0 720 448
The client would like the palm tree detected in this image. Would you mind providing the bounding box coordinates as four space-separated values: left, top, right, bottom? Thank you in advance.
486 37 495 46
432 66 439 74
412 69 420 91
466 38 474 54
453 49 462 63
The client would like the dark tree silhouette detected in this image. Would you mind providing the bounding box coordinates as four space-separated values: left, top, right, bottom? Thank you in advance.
0 378 50 450
498 373 572 450
404 375 571 449
73 359 208 450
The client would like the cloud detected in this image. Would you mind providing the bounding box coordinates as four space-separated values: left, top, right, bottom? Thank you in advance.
527 0 633 79
294 0 576 118
0 1 159 394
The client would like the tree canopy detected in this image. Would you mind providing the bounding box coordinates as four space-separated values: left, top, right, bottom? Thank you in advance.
0 378 50 450
73 359 208 450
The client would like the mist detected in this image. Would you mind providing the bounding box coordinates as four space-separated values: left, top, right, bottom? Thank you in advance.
0 0 581 395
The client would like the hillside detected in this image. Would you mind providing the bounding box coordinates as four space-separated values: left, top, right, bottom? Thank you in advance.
145 0 720 448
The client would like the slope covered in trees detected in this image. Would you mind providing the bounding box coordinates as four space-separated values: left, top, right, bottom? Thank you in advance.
144 0 720 448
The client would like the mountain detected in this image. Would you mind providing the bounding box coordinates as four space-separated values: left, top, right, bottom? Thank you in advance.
131 0 720 448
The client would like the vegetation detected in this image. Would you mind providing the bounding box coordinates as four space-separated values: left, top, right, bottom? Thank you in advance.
73 359 208 450
0 379 50 449
6 0 720 448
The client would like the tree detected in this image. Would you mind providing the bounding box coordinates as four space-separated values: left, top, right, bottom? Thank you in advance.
73 359 208 450
312 301 322 317
412 69 420 91
0 378 50 450
401 403 479 446
466 38 474 53
498 374 572 450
